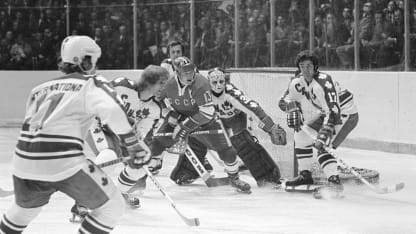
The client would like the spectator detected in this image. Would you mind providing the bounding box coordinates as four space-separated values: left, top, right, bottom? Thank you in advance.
9 34 32 69
336 1 374 68
112 24 131 69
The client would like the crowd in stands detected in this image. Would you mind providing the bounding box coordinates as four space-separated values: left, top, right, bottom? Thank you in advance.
0 0 415 70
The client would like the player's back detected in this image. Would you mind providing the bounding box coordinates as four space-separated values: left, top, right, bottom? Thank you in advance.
14 73 115 182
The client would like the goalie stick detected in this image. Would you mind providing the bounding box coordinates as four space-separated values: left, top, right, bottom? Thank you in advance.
143 165 200 227
302 126 405 194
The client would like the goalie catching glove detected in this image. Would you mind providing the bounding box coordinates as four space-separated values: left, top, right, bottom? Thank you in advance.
119 131 151 168
314 123 335 150
259 116 287 145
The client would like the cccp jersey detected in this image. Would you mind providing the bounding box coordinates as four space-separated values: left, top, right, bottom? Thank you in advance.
14 73 132 181
160 73 215 125
111 77 162 136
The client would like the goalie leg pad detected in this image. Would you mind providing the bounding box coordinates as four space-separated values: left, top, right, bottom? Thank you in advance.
230 130 281 184
170 138 208 185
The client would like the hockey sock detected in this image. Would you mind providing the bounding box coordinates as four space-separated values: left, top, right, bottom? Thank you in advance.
317 149 338 177
0 203 41 234
295 147 314 171
224 159 239 175
117 166 147 194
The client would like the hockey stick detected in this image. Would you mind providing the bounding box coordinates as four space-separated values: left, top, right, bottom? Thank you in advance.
96 156 130 168
302 126 405 194
183 145 229 187
143 165 200 227
153 129 224 137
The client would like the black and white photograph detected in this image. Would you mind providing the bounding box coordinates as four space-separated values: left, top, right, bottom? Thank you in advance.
0 0 415 233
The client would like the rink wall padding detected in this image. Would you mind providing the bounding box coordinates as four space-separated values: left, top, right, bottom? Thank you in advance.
1 70 415 155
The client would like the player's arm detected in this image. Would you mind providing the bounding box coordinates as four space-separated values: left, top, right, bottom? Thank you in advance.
279 78 303 132
85 76 150 168
314 74 342 149
226 83 286 145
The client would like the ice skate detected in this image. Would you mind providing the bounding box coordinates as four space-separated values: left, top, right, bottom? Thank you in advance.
285 170 314 187
122 193 141 209
228 173 251 194
69 203 89 223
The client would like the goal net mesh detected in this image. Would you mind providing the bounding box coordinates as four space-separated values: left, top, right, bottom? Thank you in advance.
226 68 379 184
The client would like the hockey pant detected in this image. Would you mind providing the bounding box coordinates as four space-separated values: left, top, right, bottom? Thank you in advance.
0 161 124 234
230 130 281 185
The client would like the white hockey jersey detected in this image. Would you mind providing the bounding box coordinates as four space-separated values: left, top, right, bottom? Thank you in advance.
284 72 357 125
212 83 269 123
14 73 133 181
111 77 162 137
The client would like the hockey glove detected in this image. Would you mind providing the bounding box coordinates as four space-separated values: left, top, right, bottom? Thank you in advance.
287 110 303 132
166 111 181 127
314 123 335 150
269 124 287 145
119 131 151 169
259 116 287 145
168 118 199 154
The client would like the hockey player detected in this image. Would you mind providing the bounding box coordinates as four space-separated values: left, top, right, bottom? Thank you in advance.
85 65 169 210
0 36 150 234
279 50 358 192
172 68 287 186
152 56 251 193
207 68 286 186
160 40 184 79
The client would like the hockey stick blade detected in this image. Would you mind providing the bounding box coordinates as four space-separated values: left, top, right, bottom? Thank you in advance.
143 166 200 227
302 126 405 195
0 188 14 198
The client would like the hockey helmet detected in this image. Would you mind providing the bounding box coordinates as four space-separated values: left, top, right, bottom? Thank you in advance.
173 56 196 85
60 36 101 73
207 67 227 93
295 50 319 72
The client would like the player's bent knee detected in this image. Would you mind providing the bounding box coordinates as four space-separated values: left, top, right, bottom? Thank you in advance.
84 191 125 233
1 202 42 232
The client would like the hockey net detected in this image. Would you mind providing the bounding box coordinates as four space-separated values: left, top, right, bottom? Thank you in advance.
226 68 379 184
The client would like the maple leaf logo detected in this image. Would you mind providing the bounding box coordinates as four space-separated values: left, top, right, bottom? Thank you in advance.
136 108 150 120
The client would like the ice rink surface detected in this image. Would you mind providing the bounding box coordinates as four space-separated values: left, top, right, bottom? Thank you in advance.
0 128 415 234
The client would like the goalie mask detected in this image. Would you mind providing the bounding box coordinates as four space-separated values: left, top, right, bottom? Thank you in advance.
207 68 226 94
173 56 196 86
60 35 101 74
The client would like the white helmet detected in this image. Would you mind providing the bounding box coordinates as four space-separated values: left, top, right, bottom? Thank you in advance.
60 36 101 73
